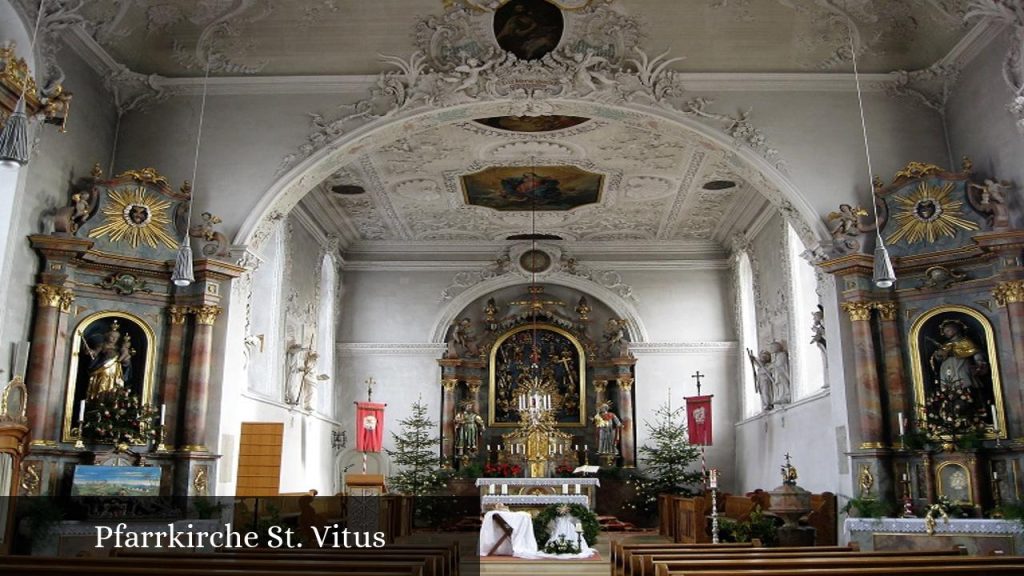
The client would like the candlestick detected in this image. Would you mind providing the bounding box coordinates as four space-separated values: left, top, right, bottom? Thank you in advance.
160 403 167 426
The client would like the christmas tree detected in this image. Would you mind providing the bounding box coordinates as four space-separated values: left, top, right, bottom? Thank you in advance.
386 397 444 496
630 401 704 514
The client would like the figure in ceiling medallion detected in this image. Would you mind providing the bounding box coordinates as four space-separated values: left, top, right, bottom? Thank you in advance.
493 0 564 60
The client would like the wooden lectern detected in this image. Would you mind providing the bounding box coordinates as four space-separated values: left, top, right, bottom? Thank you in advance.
346 473 386 496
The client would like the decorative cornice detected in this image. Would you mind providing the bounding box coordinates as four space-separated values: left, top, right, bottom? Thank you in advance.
994 280 1024 306
338 343 449 357
190 305 222 326
873 302 899 321
628 341 738 354
842 301 875 322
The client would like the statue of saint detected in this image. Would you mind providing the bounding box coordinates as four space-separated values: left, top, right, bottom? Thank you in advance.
768 341 791 405
81 320 134 399
593 402 621 455
930 319 988 390
747 348 774 411
454 401 485 453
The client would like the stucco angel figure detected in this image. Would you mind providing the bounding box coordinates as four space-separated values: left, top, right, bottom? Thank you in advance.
967 178 1013 231
826 204 874 254
747 348 774 411
567 50 616 95
602 318 629 357
445 56 494 98
449 318 479 357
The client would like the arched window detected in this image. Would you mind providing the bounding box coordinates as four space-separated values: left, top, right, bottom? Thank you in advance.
737 251 760 418
247 225 284 396
787 224 825 399
315 254 336 416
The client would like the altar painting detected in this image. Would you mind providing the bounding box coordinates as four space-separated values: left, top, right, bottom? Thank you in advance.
71 465 162 496
909 305 1005 439
63 311 155 443
489 324 585 427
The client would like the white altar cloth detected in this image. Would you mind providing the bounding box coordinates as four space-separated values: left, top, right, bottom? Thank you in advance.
479 511 538 557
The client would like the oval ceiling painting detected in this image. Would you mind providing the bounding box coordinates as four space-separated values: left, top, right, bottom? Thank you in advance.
474 115 589 133
494 0 564 61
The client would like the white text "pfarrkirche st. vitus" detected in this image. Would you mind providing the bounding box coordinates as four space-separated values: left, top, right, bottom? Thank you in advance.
95 523 387 549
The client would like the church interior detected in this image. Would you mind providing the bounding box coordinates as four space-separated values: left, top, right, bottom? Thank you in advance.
3 0 1024 573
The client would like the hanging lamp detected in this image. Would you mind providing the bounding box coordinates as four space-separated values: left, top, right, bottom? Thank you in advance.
172 50 214 286
0 0 46 169
849 26 896 288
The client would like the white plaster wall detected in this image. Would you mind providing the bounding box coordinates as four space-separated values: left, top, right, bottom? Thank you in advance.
947 29 1024 197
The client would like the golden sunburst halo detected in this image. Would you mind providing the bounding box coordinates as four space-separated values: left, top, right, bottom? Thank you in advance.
89 187 179 249
886 182 978 245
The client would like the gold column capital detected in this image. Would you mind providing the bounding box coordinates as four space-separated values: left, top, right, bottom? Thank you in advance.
169 305 189 325
842 301 874 322
466 380 481 394
35 284 73 311
994 281 1024 306
442 379 457 392
873 302 898 321
190 305 222 326
618 378 634 391
593 381 606 392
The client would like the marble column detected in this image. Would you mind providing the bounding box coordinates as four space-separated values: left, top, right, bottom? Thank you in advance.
618 377 635 467
26 284 72 446
875 302 908 445
160 306 189 450
441 378 457 466
182 305 220 452
842 301 884 449
994 280 1024 436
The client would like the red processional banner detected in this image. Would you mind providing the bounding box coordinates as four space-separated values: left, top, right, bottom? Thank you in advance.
685 395 713 446
356 402 385 452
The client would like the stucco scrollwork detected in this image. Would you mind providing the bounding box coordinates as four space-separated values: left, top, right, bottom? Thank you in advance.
966 1 1024 133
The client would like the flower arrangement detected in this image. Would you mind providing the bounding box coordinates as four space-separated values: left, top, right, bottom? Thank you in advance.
918 382 988 450
483 462 522 478
554 464 575 478
81 388 159 446
543 534 581 555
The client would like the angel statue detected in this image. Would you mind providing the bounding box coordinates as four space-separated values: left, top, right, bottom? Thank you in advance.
826 204 874 254
968 178 1013 231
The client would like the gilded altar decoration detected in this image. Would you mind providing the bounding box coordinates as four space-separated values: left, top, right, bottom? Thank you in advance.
0 377 27 425
64 312 155 443
909 305 1005 441
489 324 585 427
885 182 979 245
89 187 179 249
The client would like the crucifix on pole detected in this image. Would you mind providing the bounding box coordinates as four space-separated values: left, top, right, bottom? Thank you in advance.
692 371 705 396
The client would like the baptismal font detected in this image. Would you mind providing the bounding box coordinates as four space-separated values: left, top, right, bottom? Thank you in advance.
502 372 572 478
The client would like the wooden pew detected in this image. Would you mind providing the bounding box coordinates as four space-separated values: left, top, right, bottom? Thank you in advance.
655 554 1024 576
664 566 1024 576
120 549 447 576
612 542 754 576
0 557 415 576
640 550 962 576
628 546 855 576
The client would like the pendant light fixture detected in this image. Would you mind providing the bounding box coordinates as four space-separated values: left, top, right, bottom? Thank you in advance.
0 0 46 169
849 26 896 289
171 51 213 287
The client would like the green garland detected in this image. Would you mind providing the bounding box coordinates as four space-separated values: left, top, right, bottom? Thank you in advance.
532 503 600 547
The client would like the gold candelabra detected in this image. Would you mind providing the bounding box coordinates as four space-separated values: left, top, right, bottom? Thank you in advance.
503 374 571 478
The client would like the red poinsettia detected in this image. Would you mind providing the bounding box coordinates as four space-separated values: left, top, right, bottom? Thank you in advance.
483 463 522 478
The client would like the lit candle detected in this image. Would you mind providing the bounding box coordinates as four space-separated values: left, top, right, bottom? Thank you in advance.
562 483 568 494
489 484 496 494
902 473 908 482
160 404 167 426
994 471 1000 480
898 412 905 437
78 399 85 422
584 444 588 452
501 484 508 495
487 444 492 451
992 405 1000 432
574 444 578 451
575 522 583 532
575 484 581 494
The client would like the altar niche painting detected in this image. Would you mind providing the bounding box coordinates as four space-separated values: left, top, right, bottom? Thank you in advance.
489 324 586 427
909 305 1006 439
63 312 155 443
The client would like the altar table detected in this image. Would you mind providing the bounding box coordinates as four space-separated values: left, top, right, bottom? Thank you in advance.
475 477 600 510
844 517 1024 555
480 511 537 557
